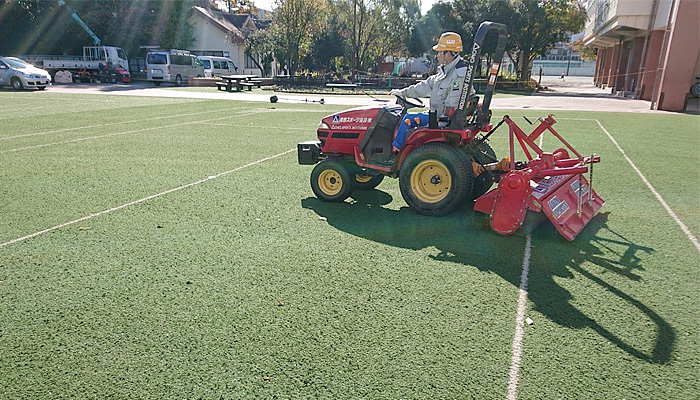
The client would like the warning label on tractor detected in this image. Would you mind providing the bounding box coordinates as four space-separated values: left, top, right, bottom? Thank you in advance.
547 196 569 219
570 180 589 197
531 175 569 199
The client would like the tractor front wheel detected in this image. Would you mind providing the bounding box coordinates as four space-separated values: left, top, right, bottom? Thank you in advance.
311 159 354 202
354 173 384 190
399 142 473 216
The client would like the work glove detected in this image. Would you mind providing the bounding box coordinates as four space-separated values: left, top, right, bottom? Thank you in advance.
389 89 404 96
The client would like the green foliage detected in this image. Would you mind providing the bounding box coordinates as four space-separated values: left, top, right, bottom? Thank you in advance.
572 38 597 61
0 0 207 56
407 0 587 79
305 21 346 72
270 0 326 75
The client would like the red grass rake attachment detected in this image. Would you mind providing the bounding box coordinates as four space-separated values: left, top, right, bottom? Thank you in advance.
474 115 605 241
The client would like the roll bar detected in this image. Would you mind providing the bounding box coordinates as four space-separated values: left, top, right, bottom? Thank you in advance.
451 21 508 130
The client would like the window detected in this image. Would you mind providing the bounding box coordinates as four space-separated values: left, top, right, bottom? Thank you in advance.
147 53 167 64
171 55 192 66
213 60 222 69
201 60 211 69
228 61 237 71
245 52 258 69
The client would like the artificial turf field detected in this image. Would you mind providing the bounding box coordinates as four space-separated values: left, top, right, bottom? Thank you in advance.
0 90 698 399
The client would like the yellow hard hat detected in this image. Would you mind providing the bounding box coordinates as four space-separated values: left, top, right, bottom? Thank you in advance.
432 32 463 52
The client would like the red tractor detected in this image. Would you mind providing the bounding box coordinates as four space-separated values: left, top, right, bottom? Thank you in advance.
298 22 604 240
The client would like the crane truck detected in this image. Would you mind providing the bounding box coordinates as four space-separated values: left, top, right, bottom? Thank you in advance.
24 0 131 83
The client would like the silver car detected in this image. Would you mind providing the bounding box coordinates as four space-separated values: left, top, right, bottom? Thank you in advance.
0 57 51 90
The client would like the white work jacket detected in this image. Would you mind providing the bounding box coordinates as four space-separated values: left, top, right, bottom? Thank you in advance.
396 56 469 117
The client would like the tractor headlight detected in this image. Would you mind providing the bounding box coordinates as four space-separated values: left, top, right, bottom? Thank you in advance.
317 121 330 130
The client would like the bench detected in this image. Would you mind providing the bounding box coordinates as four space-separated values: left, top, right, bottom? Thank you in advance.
239 82 256 91
326 83 358 91
216 81 232 91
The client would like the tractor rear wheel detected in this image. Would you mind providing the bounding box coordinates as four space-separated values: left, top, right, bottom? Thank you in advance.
311 159 354 202
399 142 473 216
468 141 497 200
354 173 384 190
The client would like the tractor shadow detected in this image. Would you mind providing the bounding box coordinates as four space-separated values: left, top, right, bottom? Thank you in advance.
301 190 672 364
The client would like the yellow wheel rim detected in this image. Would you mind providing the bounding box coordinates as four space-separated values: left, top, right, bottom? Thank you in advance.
410 160 451 203
318 169 343 196
355 174 372 183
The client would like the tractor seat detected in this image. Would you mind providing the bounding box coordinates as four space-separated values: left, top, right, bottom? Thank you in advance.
465 95 480 116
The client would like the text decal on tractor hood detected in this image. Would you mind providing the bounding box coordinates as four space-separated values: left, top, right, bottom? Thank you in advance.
330 115 373 130
332 115 373 124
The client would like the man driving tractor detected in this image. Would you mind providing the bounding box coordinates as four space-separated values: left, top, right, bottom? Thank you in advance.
389 32 472 151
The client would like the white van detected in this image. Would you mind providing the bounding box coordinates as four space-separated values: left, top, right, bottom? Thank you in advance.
146 49 204 86
198 56 238 78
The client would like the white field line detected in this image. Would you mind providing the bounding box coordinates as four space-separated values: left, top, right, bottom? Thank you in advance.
200 122 311 131
596 120 700 254
0 148 295 249
507 233 532 400
0 107 242 141
0 109 266 154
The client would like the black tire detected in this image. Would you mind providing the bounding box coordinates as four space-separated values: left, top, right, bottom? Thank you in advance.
154 81 161 87
466 141 497 200
354 173 384 190
11 77 23 90
311 159 354 202
175 75 183 87
399 142 473 216
692 83 700 97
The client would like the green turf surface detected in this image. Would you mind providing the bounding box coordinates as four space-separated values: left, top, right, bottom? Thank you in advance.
0 91 698 399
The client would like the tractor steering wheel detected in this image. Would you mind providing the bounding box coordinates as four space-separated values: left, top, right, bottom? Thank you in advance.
395 95 424 110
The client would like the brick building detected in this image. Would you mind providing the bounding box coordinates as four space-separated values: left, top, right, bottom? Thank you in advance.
583 0 699 111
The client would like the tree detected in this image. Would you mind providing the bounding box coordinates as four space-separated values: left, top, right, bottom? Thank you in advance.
245 28 276 76
331 0 418 75
417 0 586 82
271 0 325 75
571 38 597 61
506 0 587 81
0 0 208 57
306 19 346 72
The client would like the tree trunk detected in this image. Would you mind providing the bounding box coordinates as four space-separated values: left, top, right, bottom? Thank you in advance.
519 49 531 83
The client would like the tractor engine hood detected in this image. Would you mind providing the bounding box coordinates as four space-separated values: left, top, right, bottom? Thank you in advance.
321 105 385 132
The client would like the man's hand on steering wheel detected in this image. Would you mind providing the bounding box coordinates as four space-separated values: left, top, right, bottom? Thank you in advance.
394 95 424 110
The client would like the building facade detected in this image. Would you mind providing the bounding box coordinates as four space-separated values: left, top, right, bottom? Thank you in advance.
188 6 264 76
583 0 699 111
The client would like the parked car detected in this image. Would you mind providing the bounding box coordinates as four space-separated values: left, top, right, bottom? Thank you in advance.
197 56 238 78
146 49 204 86
0 57 51 90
